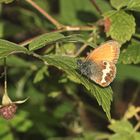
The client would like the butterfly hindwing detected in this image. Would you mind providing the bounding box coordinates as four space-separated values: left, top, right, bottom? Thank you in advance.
90 61 116 87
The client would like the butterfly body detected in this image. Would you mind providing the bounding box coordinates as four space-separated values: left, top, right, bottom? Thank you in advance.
77 40 120 87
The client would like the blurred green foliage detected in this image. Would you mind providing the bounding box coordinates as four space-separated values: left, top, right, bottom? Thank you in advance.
0 0 140 140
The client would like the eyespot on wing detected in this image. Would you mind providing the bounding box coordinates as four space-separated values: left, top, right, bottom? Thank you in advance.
97 61 116 87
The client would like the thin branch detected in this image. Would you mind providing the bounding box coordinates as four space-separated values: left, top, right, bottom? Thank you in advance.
20 0 98 49
135 113 140 121
90 0 102 15
25 0 97 31
19 36 37 47
4 58 8 95
19 25 97 47
74 36 94 57
26 0 63 29
133 121 140 132
64 25 96 31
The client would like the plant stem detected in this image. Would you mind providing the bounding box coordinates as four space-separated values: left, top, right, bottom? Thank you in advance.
4 58 8 95
21 0 99 52
2 58 13 105
19 25 97 47
90 0 102 15
26 0 63 29
25 0 97 32
135 113 140 121
63 25 97 31
19 36 38 46
133 121 140 132
74 36 94 57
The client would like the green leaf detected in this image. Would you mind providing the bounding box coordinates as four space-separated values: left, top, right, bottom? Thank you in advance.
108 120 140 140
109 133 134 140
29 33 96 51
59 34 96 48
62 34 96 48
109 120 133 133
42 55 113 120
119 39 140 64
29 32 65 51
0 55 32 67
110 0 129 10
134 132 140 140
33 66 49 83
0 0 14 4
0 39 28 59
127 0 140 12
109 0 140 12
55 43 76 55
104 10 136 43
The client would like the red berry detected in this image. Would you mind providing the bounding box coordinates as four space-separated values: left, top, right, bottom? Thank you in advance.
0 104 17 120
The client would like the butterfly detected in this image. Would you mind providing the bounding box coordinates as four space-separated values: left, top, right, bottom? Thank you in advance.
77 40 121 87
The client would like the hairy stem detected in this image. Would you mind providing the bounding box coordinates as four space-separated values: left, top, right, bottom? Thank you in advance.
26 0 63 29
133 121 140 132
21 0 100 55
90 0 102 15
74 36 94 57
4 58 7 95
25 0 97 32
19 25 97 47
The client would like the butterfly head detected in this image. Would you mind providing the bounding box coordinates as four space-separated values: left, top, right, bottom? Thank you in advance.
77 59 92 76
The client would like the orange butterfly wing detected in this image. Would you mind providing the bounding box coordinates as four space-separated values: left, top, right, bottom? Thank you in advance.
86 40 120 64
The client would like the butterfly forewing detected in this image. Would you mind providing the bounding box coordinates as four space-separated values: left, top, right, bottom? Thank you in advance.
78 40 120 87
86 40 120 64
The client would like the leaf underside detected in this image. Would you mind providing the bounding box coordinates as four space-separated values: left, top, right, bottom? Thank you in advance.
42 55 113 120
0 39 28 59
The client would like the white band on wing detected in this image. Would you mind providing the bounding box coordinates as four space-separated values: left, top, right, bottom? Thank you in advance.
101 61 111 84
